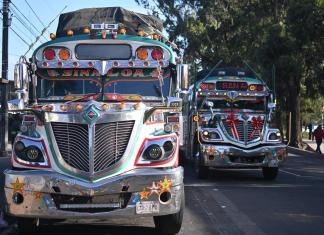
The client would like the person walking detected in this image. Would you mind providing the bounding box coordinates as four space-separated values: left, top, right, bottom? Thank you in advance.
313 125 324 154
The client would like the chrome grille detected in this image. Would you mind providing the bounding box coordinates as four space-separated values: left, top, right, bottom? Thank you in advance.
51 122 89 172
51 121 135 174
94 121 134 172
222 119 264 143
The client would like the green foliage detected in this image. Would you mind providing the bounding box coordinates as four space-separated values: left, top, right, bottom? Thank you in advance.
136 0 324 146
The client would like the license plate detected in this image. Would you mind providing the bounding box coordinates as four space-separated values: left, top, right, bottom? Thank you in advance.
136 201 160 214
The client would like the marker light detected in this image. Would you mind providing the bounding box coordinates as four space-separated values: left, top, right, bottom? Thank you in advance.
57 61 63 67
151 48 163 60
119 103 126 110
137 30 145 37
50 33 56 40
60 105 67 111
102 104 108 111
58 49 70 60
119 28 126 34
67 29 74 36
83 27 90 34
193 115 199 122
128 61 134 67
152 34 159 40
143 61 149 67
112 33 118 39
43 48 55 60
88 62 94 67
75 104 82 111
73 62 79 68
136 48 148 60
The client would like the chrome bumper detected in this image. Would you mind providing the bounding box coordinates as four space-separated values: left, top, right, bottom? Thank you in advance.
200 144 287 168
4 167 184 219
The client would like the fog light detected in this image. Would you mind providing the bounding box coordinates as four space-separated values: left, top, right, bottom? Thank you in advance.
14 141 25 153
13 192 24 204
144 144 162 160
26 147 40 161
163 141 174 152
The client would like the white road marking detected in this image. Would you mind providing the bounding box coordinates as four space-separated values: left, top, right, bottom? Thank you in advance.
280 169 302 177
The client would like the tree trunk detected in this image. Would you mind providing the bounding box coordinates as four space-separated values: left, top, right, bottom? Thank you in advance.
288 77 303 148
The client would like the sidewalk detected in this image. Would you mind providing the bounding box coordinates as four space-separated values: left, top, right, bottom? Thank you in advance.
303 139 324 154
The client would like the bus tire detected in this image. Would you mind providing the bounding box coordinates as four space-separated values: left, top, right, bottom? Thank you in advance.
154 188 184 234
17 218 39 234
262 167 278 180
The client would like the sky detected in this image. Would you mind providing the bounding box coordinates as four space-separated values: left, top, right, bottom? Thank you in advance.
0 0 148 80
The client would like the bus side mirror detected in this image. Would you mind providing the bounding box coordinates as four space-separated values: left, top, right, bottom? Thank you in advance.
14 63 28 90
268 103 276 110
177 64 190 91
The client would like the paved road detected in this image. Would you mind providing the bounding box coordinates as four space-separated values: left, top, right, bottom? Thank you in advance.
1 151 324 235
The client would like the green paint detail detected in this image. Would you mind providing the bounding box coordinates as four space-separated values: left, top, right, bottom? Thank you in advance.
83 105 100 125
33 34 176 64
44 120 144 181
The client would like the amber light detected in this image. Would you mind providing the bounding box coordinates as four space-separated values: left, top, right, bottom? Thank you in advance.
119 28 126 34
119 103 126 110
152 34 159 40
137 30 145 37
67 29 74 36
102 104 108 111
151 48 163 60
83 27 90 34
60 105 67 111
75 104 82 111
136 48 148 60
193 115 199 122
249 85 256 91
50 33 56 40
58 49 70 60
43 48 55 60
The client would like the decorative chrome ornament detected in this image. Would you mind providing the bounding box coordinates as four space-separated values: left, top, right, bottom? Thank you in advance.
83 105 100 124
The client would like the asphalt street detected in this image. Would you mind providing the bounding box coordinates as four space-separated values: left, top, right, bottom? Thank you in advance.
1 151 324 235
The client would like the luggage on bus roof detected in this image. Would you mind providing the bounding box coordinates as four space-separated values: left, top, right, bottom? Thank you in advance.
56 7 163 37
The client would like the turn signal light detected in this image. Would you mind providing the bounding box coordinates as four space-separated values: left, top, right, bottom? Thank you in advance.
151 48 163 60
43 48 55 60
50 33 56 40
58 49 70 60
136 48 148 60
249 85 256 91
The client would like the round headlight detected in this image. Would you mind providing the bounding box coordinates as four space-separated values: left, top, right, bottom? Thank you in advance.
210 132 220 139
14 141 25 153
144 144 163 160
269 133 278 140
163 141 174 152
26 147 41 161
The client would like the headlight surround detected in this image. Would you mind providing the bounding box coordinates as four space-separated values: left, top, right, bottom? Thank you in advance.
200 129 223 142
135 134 177 166
267 131 281 141
13 137 51 168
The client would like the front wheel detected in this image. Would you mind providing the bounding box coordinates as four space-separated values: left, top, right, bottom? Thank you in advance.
262 167 278 180
154 189 184 234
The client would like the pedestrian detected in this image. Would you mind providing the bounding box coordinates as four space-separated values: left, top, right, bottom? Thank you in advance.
313 125 324 154
308 123 313 140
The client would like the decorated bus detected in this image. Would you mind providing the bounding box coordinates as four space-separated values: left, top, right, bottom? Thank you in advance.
4 7 188 234
189 67 286 179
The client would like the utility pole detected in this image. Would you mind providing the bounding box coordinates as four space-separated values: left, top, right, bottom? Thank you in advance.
0 0 10 157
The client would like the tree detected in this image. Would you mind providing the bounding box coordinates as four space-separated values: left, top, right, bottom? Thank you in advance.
136 0 324 147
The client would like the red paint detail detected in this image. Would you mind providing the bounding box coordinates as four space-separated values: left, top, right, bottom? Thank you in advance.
134 134 178 167
250 116 263 139
226 113 239 139
87 111 96 119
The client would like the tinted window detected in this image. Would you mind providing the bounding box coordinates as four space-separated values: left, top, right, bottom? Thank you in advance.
75 44 131 60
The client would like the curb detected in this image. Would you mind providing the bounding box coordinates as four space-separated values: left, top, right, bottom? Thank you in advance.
288 146 323 158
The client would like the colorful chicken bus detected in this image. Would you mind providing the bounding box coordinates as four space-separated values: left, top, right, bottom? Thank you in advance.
189 67 286 179
4 7 188 234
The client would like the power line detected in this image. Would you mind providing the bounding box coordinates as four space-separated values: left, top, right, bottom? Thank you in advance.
24 0 46 28
10 2 44 36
